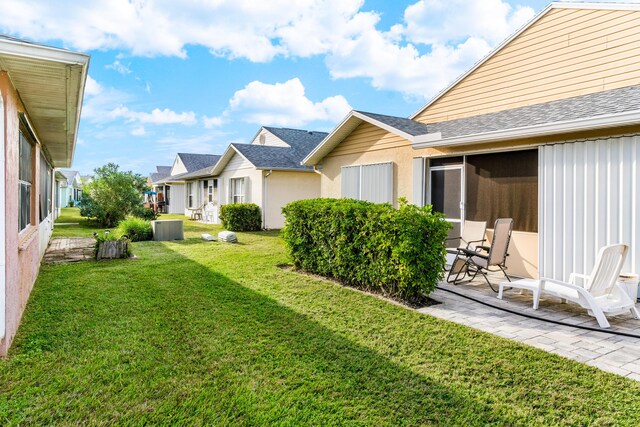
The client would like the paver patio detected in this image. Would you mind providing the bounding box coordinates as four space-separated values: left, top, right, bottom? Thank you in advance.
420 274 640 380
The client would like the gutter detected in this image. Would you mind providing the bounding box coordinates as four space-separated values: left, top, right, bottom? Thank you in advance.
412 110 640 149
312 165 322 175
262 170 273 230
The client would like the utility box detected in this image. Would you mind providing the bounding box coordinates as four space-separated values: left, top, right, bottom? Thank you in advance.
151 220 184 241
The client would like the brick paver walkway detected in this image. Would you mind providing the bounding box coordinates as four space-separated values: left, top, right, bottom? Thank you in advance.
43 238 95 264
419 274 640 380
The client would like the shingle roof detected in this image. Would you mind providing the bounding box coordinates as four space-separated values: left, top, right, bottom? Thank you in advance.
355 111 431 136
429 84 640 139
149 165 173 184
230 144 312 170
178 163 220 180
263 127 328 157
177 153 221 172
59 170 80 186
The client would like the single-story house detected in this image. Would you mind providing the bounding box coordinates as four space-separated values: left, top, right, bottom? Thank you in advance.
182 126 326 229
0 35 89 355
304 2 640 280
150 154 220 214
58 170 83 207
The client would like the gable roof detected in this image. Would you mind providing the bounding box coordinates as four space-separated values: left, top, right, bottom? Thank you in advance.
303 110 438 165
59 170 80 186
177 158 223 180
410 2 640 121
176 153 221 173
149 165 173 184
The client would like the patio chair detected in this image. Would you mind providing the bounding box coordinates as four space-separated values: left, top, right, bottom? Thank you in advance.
499 244 639 328
203 202 217 224
446 220 487 255
446 218 513 292
191 203 205 221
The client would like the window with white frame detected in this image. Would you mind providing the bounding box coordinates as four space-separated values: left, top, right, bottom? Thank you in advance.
39 154 52 222
207 180 215 203
230 178 245 204
187 181 196 208
341 162 393 204
19 131 33 232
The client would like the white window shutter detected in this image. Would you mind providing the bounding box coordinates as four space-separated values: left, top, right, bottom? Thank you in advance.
361 162 393 204
341 166 360 199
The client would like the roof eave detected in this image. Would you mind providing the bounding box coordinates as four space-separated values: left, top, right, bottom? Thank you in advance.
412 110 640 149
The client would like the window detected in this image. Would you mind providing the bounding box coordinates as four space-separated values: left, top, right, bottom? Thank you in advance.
207 180 215 203
187 182 195 208
230 178 245 204
19 131 33 232
341 162 393 204
39 154 52 222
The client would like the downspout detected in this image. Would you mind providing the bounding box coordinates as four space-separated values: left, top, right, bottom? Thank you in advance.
0 91 5 341
312 165 322 175
263 170 273 229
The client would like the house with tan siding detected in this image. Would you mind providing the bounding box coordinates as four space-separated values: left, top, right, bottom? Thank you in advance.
0 35 89 355
304 2 640 281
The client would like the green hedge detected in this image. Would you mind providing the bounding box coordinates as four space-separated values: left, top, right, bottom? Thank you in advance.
115 216 153 242
220 203 262 231
281 198 450 300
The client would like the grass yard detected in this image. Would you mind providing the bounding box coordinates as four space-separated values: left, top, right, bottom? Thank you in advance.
1 208 639 425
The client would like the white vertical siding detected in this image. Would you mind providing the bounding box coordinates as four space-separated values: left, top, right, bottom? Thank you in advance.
168 184 186 214
539 136 640 281
361 162 393 204
341 166 360 199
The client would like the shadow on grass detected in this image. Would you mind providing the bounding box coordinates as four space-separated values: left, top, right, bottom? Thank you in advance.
3 247 508 426
3 241 639 426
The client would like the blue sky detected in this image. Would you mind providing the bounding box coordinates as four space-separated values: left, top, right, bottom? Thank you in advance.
0 0 607 175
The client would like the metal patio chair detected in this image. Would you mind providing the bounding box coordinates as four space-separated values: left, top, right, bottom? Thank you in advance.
446 218 513 292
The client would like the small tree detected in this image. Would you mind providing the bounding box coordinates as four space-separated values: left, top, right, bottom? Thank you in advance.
80 163 150 227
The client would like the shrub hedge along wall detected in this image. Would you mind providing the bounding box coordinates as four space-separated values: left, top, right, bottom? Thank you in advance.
220 203 262 231
281 198 450 301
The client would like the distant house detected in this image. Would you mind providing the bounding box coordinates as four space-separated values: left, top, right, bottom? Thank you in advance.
188 126 327 229
304 2 640 280
58 170 83 207
0 35 89 355
150 154 220 214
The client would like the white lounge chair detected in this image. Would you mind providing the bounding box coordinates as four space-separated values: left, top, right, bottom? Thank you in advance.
499 244 639 328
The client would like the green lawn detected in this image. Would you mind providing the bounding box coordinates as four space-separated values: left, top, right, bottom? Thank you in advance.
1 208 639 425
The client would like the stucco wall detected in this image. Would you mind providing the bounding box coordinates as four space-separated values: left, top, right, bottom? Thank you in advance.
217 154 263 207
264 171 320 229
1 72 50 356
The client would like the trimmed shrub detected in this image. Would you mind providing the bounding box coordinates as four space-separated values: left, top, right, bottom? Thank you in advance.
281 198 451 301
116 216 153 242
219 203 262 231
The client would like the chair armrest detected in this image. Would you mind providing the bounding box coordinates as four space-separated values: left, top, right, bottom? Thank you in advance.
456 247 488 259
445 236 462 242
569 273 590 286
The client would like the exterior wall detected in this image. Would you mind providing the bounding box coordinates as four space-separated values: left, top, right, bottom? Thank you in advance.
319 122 422 206
217 153 263 207
251 128 289 147
171 156 187 175
1 72 51 356
264 171 320 229
414 8 640 123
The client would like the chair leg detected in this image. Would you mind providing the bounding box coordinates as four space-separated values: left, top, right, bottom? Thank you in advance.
532 289 540 310
591 307 611 328
630 305 640 320
497 283 504 300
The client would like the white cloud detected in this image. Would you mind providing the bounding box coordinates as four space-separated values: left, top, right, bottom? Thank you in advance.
84 75 103 97
131 126 146 136
106 59 132 74
203 115 224 129
1 0 537 100
109 106 197 126
226 78 352 127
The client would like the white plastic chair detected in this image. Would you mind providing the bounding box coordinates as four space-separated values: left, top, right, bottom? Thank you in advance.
500 244 639 328
203 202 217 224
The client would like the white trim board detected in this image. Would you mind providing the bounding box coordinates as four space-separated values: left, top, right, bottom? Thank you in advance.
0 91 5 340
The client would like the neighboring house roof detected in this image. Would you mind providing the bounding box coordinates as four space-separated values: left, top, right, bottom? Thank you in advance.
0 34 89 167
414 84 640 148
177 158 223 180
213 127 327 174
177 153 221 173
150 165 173 184
59 170 80 186
355 112 430 136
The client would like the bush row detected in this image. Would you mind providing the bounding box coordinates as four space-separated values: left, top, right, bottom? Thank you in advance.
220 203 262 231
115 216 153 242
281 198 450 301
